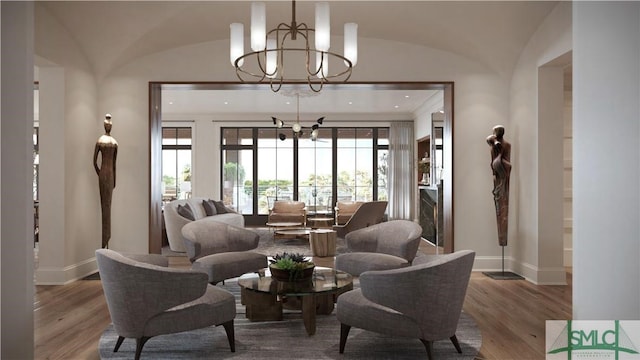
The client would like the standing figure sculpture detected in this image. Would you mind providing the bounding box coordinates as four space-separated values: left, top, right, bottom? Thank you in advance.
94 114 118 248
486 125 511 246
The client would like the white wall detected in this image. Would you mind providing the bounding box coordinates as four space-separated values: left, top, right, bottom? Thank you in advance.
573 2 640 320
563 87 573 266
1 2 35 357
509 2 572 283
34 5 100 284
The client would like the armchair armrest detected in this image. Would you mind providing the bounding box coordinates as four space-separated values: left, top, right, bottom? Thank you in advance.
121 253 169 267
359 266 434 319
132 264 210 312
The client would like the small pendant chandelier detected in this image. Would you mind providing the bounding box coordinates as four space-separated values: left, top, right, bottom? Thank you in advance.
272 93 324 141
230 1 358 93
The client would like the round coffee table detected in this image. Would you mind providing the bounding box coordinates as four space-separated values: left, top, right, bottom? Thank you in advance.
266 222 303 241
238 267 353 335
307 217 334 229
266 222 303 229
274 228 312 240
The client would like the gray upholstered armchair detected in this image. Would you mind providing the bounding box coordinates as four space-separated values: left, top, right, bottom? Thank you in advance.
332 200 388 238
335 219 422 276
337 250 476 359
95 249 236 360
181 220 267 284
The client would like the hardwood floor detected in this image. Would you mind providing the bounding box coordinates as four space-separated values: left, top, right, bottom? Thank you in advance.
34 241 571 360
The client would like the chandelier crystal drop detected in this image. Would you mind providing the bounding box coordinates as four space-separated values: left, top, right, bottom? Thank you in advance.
230 1 358 93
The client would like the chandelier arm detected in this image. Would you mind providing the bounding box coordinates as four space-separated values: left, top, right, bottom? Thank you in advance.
236 50 352 83
307 77 324 93
235 57 267 83
270 77 284 92
231 1 356 92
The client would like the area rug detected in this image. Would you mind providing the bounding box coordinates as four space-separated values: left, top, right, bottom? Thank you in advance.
98 280 481 359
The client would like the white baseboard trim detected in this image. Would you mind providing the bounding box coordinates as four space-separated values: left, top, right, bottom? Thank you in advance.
35 257 98 285
474 256 567 285
564 247 573 266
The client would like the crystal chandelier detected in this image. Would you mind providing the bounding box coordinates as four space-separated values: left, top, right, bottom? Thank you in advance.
230 1 358 93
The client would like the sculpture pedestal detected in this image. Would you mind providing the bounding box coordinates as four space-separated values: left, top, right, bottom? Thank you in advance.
482 246 524 280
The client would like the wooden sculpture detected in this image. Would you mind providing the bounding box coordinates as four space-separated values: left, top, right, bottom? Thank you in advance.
486 125 511 246
94 114 118 248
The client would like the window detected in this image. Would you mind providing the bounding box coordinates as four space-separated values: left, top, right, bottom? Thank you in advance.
221 128 253 213
162 127 192 202
222 126 388 220
377 128 389 201
298 128 333 213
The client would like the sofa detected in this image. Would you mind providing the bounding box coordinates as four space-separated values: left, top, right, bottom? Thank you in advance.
164 197 244 252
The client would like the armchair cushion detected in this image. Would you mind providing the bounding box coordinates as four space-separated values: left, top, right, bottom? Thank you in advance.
336 253 410 276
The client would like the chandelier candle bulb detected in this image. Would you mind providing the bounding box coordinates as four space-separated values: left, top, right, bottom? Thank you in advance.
344 23 358 66
230 23 244 67
251 2 266 51
266 38 277 78
315 2 330 51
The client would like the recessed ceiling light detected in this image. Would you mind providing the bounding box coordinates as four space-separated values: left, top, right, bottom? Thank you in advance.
286 101 291 105
348 101 353 105
224 101 229 105
168 101 174 105
404 95 410 98
394 105 400 109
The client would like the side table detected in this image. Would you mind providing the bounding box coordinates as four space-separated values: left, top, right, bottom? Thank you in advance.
309 229 337 257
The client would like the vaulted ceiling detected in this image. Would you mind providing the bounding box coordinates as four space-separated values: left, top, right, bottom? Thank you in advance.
39 1 558 79
37 1 559 117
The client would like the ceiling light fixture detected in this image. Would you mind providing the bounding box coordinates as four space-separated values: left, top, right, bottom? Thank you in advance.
272 93 325 141
230 1 358 93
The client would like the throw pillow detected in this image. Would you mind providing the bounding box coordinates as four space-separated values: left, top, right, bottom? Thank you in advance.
177 203 195 221
213 200 228 214
202 199 217 216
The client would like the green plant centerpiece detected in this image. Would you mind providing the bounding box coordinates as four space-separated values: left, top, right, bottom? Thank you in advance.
268 252 315 282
